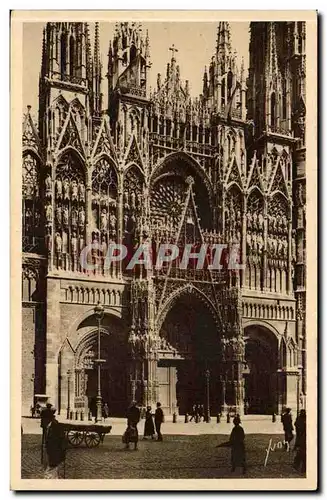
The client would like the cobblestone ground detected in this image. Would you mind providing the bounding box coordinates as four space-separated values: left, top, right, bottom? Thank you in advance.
21 433 305 480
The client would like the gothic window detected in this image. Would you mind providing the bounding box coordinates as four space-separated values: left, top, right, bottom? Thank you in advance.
221 77 226 107
54 152 86 271
69 36 75 77
270 92 276 129
92 158 118 252
227 70 233 98
150 176 186 231
130 44 137 63
60 32 67 77
22 153 42 252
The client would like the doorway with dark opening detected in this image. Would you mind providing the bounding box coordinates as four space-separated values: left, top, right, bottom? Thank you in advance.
157 292 222 416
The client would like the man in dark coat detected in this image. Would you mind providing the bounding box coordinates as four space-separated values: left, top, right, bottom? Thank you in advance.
124 402 141 450
293 409 306 472
154 402 164 441
229 416 246 474
127 401 141 427
44 409 66 479
40 403 55 445
281 407 294 448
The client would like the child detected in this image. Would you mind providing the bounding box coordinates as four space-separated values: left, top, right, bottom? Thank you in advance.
123 423 138 450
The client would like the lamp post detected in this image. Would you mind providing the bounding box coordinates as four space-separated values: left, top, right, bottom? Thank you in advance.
94 301 105 423
205 369 211 423
66 369 71 420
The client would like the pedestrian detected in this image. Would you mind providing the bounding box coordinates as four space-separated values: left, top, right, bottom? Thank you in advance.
281 407 294 448
189 403 197 422
123 423 139 450
154 402 164 441
40 403 55 447
127 401 141 428
143 406 155 440
102 402 109 421
293 409 306 473
199 404 205 422
229 416 246 474
44 408 66 479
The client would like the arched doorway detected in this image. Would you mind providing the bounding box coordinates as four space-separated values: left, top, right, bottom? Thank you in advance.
158 291 222 415
74 314 129 417
244 324 278 414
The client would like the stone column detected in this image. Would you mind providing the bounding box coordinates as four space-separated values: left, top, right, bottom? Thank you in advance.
45 278 61 407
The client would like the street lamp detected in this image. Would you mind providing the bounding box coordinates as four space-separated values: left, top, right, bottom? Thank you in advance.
94 301 105 423
66 369 71 420
205 369 211 423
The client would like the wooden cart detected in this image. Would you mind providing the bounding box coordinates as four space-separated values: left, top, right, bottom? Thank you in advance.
61 422 112 448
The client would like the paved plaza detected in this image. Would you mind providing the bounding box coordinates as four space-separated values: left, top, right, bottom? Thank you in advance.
21 416 305 480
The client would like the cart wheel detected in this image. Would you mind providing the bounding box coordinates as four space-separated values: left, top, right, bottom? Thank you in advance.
67 430 84 447
85 431 101 448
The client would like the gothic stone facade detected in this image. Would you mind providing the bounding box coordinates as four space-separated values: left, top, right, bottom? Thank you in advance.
22 21 306 417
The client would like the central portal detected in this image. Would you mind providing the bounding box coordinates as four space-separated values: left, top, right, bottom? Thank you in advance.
158 292 221 415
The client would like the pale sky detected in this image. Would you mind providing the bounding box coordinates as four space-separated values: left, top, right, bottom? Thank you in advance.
23 21 250 115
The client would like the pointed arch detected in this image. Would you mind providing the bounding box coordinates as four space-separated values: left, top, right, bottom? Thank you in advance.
157 283 221 333
56 147 86 180
150 151 213 230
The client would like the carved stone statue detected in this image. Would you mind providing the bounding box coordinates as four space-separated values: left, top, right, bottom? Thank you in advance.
130 191 136 210
45 174 52 197
137 192 143 210
78 181 85 201
282 236 288 259
251 233 257 253
55 232 62 253
78 206 85 228
55 205 62 225
63 205 69 227
123 214 129 232
252 212 258 230
63 178 70 200
71 207 78 228
45 204 52 223
124 190 129 210
109 213 117 231
55 178 62 199
79 234 85 252
100 208 108 231
272 237 278 257
246 211 252 229
71 180 78 202
71 231 78 254
257 234 264 253
101 234 107 256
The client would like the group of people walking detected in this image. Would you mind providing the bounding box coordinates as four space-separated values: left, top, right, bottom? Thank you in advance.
189 403 206 422
123 401 165 450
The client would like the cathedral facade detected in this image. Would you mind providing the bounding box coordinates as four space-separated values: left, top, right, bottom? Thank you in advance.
21 21 306 417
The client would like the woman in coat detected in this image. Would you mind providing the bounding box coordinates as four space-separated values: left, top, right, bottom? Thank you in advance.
229 416 246 474
143 406 155 439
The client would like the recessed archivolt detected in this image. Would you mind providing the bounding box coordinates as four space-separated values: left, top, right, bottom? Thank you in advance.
156 284 220 333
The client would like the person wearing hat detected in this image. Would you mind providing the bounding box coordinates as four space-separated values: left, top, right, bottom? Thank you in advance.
154 402 165 441
143 406 155 440
281 407 294 448
40 403 55 446
293 409 306 472
229 415 246 474
44 408 66 478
